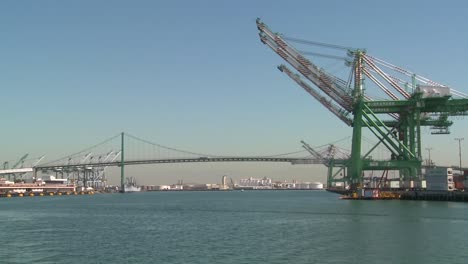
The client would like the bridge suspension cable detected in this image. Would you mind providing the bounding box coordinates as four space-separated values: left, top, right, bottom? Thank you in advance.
39 133 121 166
124 133 218 158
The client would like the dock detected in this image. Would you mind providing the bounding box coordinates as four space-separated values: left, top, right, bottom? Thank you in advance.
0 178 87 198
331 188 468 202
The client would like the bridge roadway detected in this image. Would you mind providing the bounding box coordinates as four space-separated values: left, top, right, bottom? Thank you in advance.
34 157 324 171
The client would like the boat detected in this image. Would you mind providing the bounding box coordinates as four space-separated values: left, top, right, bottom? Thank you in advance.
124 177 141 192
124 185 141 192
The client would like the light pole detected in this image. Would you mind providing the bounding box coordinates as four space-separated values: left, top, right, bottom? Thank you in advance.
455 138 464 171
425 147 433 167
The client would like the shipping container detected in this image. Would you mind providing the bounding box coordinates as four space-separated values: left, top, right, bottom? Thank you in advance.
363 189 372 198
426 167 453 176
389 181 400 189
453 175 464 183
403 180 425 189
403 180 414 188
454 181 464 190
425 174 453 184
426 182 455 191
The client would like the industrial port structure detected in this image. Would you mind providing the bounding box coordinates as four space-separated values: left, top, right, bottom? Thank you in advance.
256 18 468 191
2 19 468 200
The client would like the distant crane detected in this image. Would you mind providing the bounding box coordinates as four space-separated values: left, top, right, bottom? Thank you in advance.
257 18 468 189
2 154 29 180
301 141 349 188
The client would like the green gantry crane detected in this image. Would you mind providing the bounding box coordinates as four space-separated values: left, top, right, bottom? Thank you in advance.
301 141 349 188
256 19 468 190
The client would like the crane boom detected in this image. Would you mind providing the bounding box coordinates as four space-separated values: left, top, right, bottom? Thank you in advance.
80 153 92 164
301 141 349 167
301 141 325 161
102 151 115 162
260 33 353 111
257 19 353 111
278 65 352 126
12 154 29 169
363 68 401 100
362 56 411 98
95 151 121 179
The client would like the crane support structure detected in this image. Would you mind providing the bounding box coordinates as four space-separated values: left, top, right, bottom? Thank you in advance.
301 141 348 188
256 18 468 189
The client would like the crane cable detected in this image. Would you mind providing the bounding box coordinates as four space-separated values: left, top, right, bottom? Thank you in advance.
284 36 355 51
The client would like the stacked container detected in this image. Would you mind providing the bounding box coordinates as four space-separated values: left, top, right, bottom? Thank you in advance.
464 170 468 190
402 180 424 189
425 167 454 191
453 175 464 190
389 181 400 189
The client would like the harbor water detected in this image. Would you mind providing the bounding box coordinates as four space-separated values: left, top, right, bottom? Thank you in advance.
1 190 468 264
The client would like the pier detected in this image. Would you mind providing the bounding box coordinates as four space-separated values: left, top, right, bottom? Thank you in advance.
333 189 468 202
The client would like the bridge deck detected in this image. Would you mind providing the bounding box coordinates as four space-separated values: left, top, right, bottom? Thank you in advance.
34 157 323 170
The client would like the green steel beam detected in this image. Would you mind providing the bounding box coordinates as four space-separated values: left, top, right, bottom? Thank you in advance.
349 105 363 186
349 51 364 187
362 159 421 171
423 98 468 113
362 119 399 156
379 120 453 127
365 100 412 112
366 98 468 114
362 110 407 157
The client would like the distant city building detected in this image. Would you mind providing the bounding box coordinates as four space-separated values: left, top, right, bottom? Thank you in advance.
139 177 324 192
236 177 323 190
238 177 272 188
221 175 228 190
158 185 171 190
171 184 184 190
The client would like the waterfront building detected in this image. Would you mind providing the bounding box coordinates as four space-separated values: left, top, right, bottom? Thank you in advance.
238 177 272 188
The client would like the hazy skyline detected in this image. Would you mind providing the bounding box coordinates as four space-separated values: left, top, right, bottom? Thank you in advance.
1 0 467 185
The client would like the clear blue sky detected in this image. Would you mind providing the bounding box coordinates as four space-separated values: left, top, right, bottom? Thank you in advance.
1 0 467 184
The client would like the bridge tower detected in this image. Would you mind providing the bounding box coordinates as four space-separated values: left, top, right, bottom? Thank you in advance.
120 132 125 193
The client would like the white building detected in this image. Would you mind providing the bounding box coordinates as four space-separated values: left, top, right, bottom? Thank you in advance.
238 177 272 188
158 185 171 190
237 177 323 190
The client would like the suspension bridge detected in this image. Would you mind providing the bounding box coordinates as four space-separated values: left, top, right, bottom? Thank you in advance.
0 133 352 192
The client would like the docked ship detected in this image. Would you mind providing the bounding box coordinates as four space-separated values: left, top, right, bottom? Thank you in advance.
124 177 141 192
